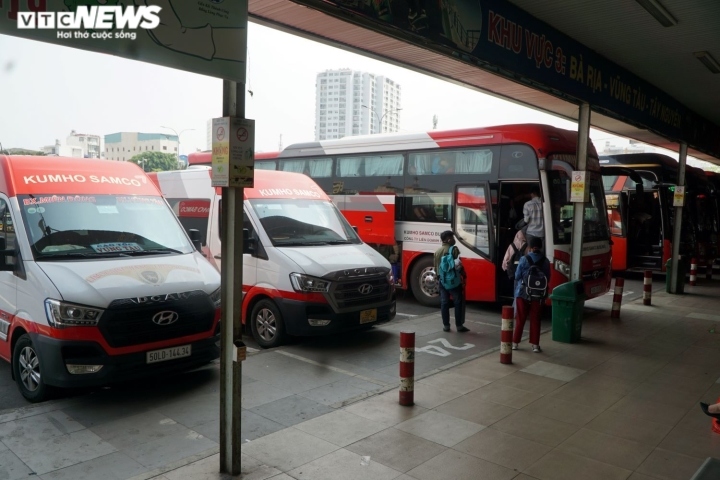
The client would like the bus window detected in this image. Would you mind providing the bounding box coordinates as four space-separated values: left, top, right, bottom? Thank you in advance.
499 144 538 179
336 155 403 177
256 161 277 171
455 185 492 257
547 171 609 245
409 148 494 175
404 193 450 222
279 158 332 177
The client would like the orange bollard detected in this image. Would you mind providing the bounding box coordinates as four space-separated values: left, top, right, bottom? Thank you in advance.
500 305 513 365
712 397 720 435
399 331 415 406
643 270 652 306
690 258 697 286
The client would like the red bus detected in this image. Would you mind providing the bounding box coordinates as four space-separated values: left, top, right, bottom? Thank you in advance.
601 153 718 272
190 123 612 306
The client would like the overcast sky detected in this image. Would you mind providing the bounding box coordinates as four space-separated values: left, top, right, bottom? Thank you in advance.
0 22 706 167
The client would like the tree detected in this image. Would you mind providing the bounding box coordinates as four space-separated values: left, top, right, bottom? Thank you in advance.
129 152 179 172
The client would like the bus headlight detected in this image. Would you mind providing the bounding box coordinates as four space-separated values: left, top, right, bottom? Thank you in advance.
210 287 221 309
45 299 103 327
290 273 331 293
554 259 571 278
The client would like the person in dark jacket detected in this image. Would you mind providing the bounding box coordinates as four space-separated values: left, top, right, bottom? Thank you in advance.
512 236 549 352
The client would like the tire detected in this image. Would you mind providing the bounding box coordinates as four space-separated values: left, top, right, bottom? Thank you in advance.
12 334 53 403
250 299 286 349
410 256 441 307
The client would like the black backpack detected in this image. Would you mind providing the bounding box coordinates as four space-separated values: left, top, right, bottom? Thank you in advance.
521 254 548 300
506 242 527 280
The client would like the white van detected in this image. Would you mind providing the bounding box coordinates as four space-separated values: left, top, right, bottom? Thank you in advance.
149 167 397 348
0 156 221 402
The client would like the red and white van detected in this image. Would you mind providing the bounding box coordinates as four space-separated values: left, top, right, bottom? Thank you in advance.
0 156 221 401
149 167 397 348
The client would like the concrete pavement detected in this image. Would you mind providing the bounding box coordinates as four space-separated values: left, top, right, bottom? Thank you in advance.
2 279 719 479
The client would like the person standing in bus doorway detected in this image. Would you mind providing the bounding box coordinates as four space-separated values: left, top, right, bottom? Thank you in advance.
518 185 544 251
512 236 549 352
434 231 470 332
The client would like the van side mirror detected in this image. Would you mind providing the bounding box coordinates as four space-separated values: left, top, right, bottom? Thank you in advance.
0 238 16 271
636 182 644 197
188 229 203 253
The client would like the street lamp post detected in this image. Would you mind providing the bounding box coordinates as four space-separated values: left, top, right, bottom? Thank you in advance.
361 105 402 134
160 126 196 168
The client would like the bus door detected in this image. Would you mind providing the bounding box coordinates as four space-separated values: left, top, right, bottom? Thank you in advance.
495 181 540 300
453 183 496 302
606 192 628 271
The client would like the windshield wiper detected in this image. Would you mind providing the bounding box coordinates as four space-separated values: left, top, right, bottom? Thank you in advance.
276 241 329 247
123 248 183 255
38 251 130 259
325 240 353 245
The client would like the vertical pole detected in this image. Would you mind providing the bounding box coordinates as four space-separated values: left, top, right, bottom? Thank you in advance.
570 103 590 281
707 262 713 281
219 80 244 475
399 331 415 406
670 143 687 294
500 305 513 364
643 270 652 306
611 277 624 318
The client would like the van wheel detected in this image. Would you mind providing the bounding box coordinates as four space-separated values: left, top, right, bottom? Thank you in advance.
250 300 286 349
410 256 441 307
13 334 53 403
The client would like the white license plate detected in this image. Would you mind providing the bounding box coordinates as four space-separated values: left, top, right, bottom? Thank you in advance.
360 309 377 324
590 285 604 295
146 345 192 364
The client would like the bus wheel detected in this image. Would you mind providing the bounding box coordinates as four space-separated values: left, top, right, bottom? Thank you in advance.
250 299 286 349
13 334 53 403
410 256 441 307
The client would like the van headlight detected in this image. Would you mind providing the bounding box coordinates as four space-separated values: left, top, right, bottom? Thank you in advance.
210 287 221 308
45 299 103 327
290 273 331 293
554 259 571 278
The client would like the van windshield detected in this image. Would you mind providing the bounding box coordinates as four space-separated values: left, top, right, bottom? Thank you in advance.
249 198 362 246
19 194 194 260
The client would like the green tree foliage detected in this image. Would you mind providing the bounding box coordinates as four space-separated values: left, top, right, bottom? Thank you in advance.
129 152 180 172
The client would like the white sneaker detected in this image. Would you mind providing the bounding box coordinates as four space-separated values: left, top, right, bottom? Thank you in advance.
532 345 542 353
511 343 518 350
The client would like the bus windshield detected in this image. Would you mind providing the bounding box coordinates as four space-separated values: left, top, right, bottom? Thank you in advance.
249 198 362 247
19 194 195 260
547 171 610 244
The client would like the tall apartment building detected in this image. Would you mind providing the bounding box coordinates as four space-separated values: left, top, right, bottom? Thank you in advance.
104 132 179 161
315 69 401 141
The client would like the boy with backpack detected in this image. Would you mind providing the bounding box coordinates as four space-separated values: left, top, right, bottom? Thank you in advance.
433 230 469 333
513 236 549 352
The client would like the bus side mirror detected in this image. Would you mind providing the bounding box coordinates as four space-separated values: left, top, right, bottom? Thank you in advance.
636 183 644 197
188 229 203 253
352 225 359 234
0 238 16 271
242 228 256 254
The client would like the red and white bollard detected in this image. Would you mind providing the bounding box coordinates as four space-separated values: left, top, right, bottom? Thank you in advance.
399 331 415 406
611 277 624 319
643 270 652 306
707 262 713 281
500 305 513 364
690 258 698 286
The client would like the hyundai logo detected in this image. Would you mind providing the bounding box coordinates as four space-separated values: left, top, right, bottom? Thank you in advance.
592 270 602 279
358 284 373 295
152 311 179 326
511 151 524 158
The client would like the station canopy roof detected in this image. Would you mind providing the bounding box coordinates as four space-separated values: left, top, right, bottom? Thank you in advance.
248 0 720 163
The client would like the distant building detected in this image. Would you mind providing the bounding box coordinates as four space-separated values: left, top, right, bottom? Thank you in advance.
105 132 179 161
41 130 103 158
41 139 84 158
600 140 651 155
315 69 401 141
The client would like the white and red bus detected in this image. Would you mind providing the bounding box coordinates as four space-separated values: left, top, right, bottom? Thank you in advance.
189 123 612 306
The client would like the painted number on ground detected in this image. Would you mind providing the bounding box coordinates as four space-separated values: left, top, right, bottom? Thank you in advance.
416 338 475 357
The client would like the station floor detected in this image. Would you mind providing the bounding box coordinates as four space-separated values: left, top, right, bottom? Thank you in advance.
2 280 720 480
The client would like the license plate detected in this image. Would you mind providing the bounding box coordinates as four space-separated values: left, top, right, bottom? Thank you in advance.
590 285 604 295
359 309 377 324
146 345 192 364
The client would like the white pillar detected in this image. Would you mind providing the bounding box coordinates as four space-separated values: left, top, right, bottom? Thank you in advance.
669 142 688 294
570 103 591 281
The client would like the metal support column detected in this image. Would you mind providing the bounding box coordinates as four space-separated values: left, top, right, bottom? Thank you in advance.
219 80 245 475
669 142 688 294
570 103 591 281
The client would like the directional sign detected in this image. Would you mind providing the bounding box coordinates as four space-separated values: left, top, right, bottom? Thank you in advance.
570 171 588 203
